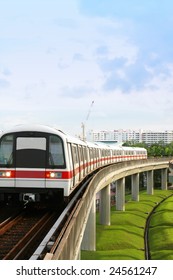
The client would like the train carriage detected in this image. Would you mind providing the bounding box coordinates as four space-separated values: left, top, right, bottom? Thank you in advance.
0 124 147 204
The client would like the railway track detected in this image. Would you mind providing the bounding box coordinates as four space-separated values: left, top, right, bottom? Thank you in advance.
144 193 173 260
0 204 23 223
0 207 60 260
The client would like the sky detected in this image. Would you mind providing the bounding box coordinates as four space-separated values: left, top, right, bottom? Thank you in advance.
1 0 173 137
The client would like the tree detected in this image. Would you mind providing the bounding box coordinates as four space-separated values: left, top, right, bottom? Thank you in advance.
122 141 173 157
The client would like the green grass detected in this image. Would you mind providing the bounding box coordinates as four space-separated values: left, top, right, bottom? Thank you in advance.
149 195 173 259
81 189 173 260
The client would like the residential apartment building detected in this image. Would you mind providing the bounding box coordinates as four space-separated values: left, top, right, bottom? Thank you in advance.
87 129 173 144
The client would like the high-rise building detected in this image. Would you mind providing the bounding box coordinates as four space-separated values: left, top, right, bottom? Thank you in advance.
87 129 173 144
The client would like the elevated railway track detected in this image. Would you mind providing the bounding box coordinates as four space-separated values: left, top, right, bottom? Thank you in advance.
0 158 171 260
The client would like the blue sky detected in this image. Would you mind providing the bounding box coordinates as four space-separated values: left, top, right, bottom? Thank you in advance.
0 0 173 137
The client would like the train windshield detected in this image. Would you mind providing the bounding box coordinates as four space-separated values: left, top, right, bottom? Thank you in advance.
48 135 65 167
0 134 14 166
0 132 65 168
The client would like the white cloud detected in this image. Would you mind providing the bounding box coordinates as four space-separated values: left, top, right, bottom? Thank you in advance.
0 0 173 136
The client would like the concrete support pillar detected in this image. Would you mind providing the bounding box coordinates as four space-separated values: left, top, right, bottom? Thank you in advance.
147 170 154 195
116 178 125 211
81 199 96 251
75 250 81 260
161 168 168 190
100 184 110 225
131 173 139 201
113 181 117 205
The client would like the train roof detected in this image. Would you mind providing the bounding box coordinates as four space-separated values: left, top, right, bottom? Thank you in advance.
0 124 147 152
0 124 64 136
0 124 88 146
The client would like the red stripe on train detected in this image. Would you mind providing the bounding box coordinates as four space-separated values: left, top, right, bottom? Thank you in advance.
16 170 45 178
0 155 146 180
0 170 73 179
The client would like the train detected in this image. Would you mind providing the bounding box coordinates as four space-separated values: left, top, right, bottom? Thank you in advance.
0 124 147 204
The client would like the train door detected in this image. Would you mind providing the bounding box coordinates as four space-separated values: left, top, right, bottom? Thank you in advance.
92 148 95 169
94 148 99 168
98 148 101 166
79 145 84 180
95 148 99 168
90 148 94 171
71 144 80 186
83 146 87 176
86 147 90 172
78 145 84 180
15 136 46 188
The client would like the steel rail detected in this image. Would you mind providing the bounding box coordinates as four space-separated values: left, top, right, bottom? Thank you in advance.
3 211 55 260
0 213 24 235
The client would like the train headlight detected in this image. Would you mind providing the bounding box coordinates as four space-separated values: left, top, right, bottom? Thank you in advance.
50 172 56 178
6 171 11 177
46 171 62 179
0 171 12 177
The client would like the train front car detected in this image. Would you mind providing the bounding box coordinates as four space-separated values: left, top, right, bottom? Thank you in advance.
0 125 71 205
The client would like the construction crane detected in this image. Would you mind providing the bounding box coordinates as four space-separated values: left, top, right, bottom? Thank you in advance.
81 100 94 141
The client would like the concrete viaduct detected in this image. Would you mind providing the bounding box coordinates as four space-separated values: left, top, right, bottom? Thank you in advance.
46 157 170 260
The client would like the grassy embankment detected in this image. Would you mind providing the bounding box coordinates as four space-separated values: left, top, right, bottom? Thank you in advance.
81 189 173 260
149 194 173 259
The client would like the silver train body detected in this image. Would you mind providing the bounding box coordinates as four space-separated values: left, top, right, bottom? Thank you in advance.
0 125 147 203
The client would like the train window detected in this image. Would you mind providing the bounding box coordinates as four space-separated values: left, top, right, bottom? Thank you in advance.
86 147 89 159
17 137 46 150
78 146 83 162
16 137 47 168
94 148 96 158
90 148 93 160
96 148 99 158
0 134 14 166
93 148 96 158
83 147 86 158
49 135 65 167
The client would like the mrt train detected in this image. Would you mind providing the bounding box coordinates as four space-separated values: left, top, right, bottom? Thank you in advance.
0 124 147 203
